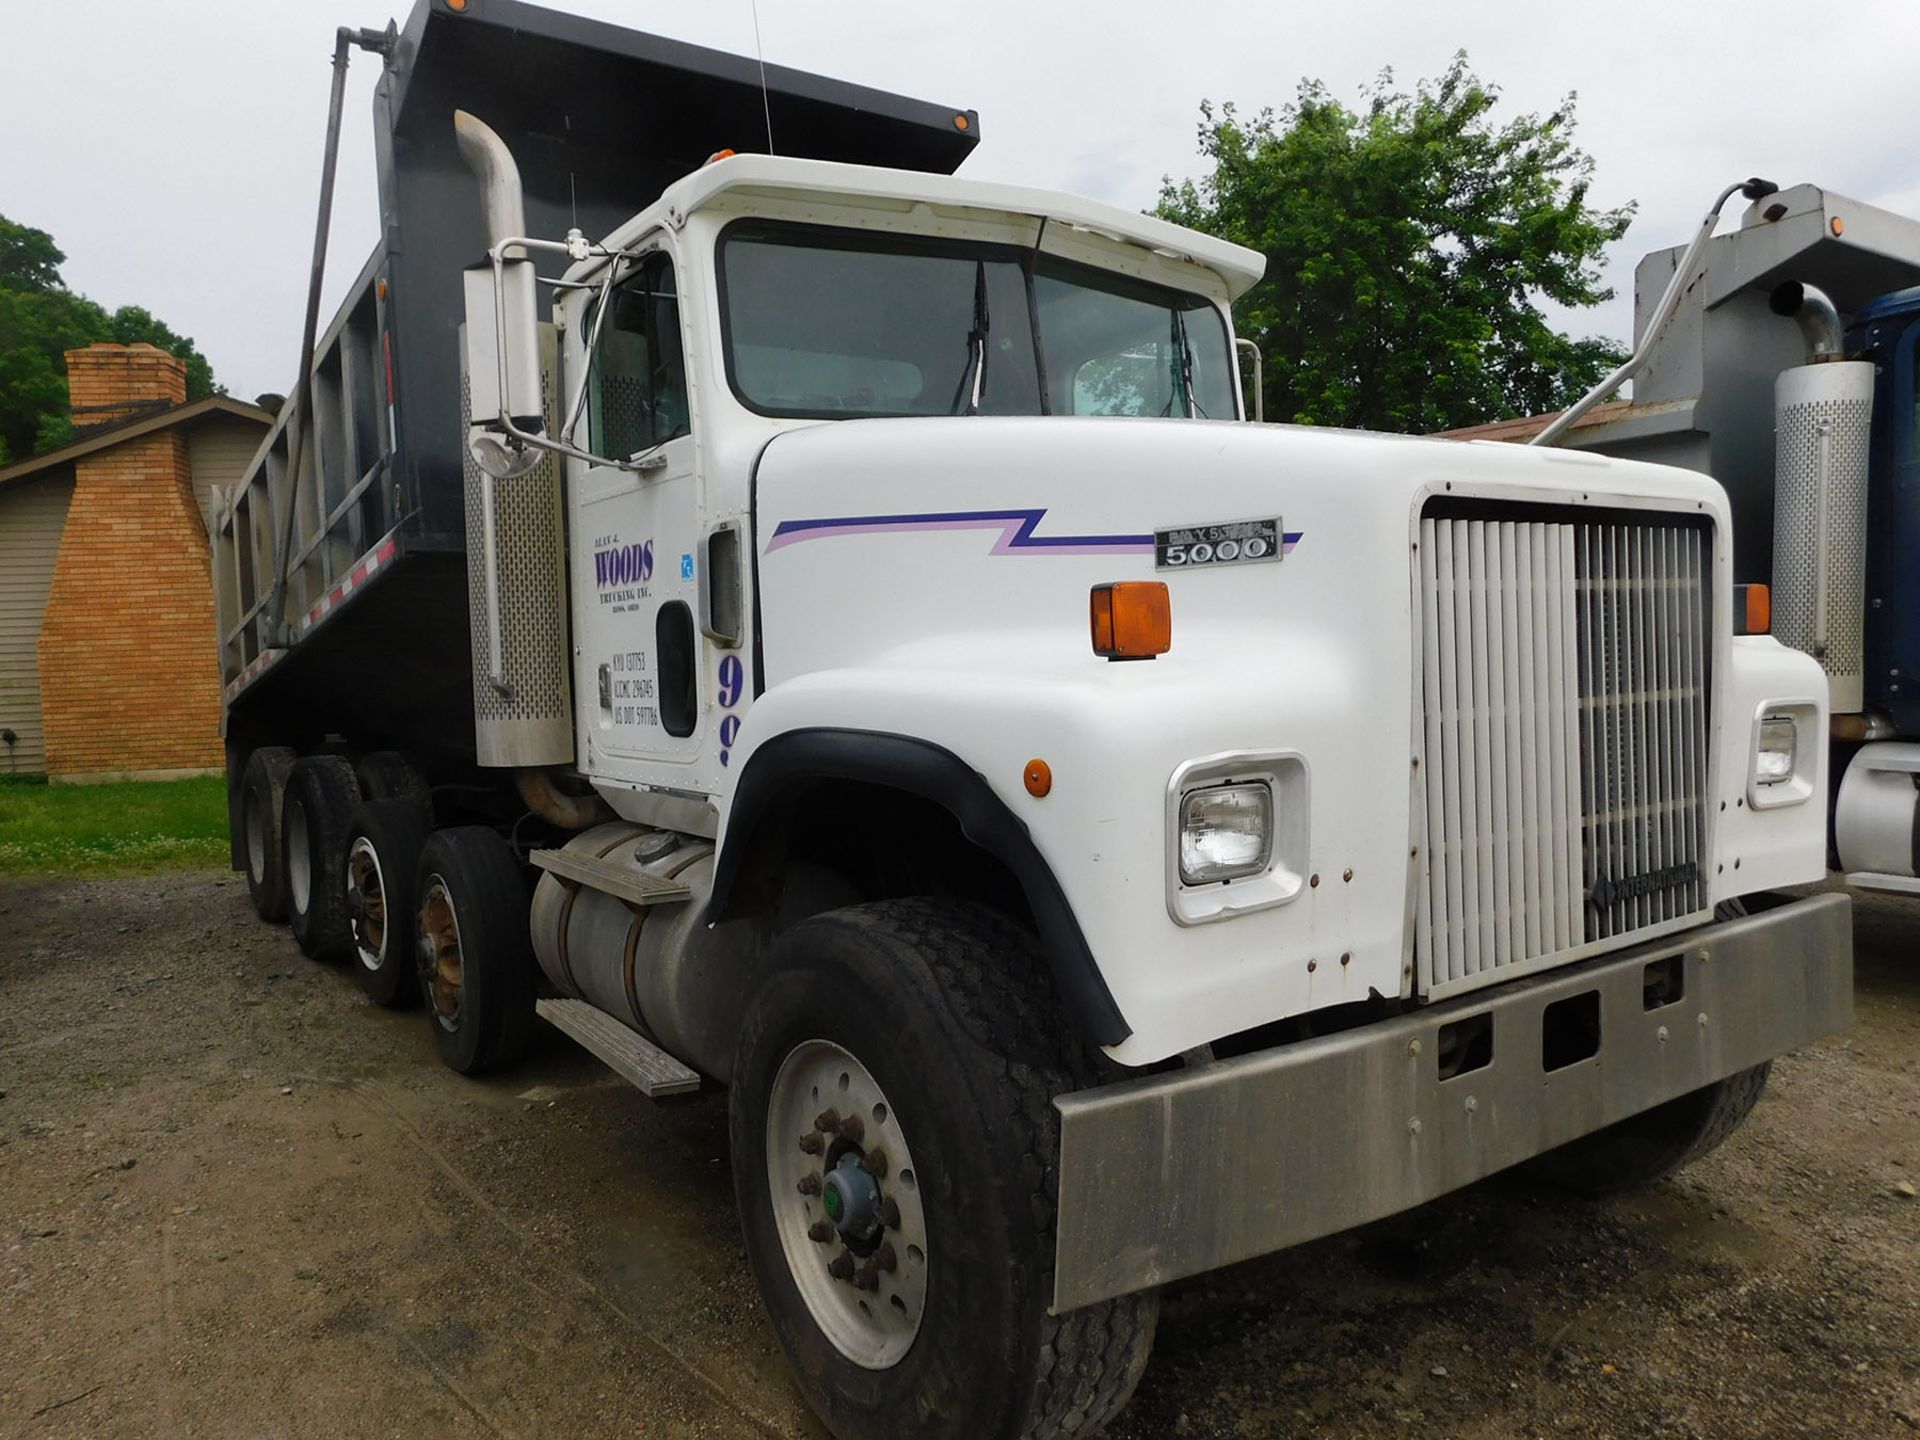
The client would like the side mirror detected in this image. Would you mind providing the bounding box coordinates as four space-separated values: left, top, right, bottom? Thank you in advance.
456 108 545 479
1236 337 1264 423
455 108 649 477
464 260 543 449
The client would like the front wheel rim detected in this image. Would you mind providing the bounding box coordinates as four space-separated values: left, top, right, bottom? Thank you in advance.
765 1039 928 1370
347 837 387 970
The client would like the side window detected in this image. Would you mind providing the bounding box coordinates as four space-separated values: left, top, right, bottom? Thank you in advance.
656 601 697 738
586 252 690 459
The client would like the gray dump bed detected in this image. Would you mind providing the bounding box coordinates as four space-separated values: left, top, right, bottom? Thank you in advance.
213 0 976 763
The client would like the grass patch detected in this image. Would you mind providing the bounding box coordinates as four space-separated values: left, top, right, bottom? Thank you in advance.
0 775 230 876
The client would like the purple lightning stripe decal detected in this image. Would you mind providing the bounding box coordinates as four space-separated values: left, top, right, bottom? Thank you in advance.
766 508 1306 558
767 508 1149 556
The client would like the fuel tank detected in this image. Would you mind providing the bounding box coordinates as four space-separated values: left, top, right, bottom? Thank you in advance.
529 822 753 1080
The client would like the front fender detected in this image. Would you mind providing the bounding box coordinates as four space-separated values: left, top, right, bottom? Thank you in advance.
717 641 1413 1068
708 725 1130 1047
1709 635 1830 897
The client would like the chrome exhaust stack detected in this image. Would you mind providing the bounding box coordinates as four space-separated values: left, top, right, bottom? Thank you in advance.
1767 279 1873 714
1769 281 1845 361
453 110 574 771
454 108 529 251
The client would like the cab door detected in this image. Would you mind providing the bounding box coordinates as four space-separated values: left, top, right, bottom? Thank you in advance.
571 246 706 782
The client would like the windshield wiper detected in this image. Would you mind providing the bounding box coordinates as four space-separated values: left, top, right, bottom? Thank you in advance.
950 259 989 415
1167 305 1202 419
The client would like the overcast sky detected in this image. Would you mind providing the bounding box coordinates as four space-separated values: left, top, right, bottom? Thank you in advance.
2 0 1915 403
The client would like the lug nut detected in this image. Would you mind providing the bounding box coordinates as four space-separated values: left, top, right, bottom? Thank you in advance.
877 1242 898 1273
879 1198 901 1230
814 1108 840 1134
837 1115 865 1143
854 1259 881 1292
860 1148 888 1178
808 1220 834 1243
798 1133 823 1155
796 1173 822 1196
827 1251 856 1281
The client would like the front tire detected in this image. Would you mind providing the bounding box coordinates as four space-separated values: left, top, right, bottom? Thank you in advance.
1524 1062 1772 1196
729 898 1157 1440
413 827 536 1075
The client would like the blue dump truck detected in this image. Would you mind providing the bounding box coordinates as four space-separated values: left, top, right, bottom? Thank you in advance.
1489 186 1920 898
1485 182 1920 895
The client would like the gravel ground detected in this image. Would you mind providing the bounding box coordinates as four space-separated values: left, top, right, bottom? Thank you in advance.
0 871 1914 1439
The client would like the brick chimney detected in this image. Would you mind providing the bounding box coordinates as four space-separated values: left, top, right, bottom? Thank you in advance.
37 343 222 780
64 342 186 432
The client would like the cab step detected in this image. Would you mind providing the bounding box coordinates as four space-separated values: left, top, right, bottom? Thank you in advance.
530 846 693 907
535 997 702 1098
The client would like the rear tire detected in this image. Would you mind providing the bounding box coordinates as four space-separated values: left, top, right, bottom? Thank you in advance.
240 746 297 922
730 898 1157 1440
346 799 431 1006
414 827 536 1075
1523 1062 1772 1196
283 756 362 961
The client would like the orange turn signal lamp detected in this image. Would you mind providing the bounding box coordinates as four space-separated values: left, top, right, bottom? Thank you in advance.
1734 582 1771 636
1090 582 1172 660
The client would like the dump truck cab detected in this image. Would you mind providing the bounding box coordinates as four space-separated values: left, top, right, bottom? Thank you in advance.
552 154 1260 808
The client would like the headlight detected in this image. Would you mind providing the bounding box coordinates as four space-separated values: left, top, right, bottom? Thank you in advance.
1754 714 1797 785
1179 783 1272 884
1747 701 1816 811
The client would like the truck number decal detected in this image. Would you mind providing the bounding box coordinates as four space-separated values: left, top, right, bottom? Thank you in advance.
717 655 745 766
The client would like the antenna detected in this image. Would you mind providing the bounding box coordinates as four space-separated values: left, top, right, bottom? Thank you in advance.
750 0 774 153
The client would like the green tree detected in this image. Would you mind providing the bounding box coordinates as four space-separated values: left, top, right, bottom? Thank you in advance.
0 215 217 464
1157 57 1633 434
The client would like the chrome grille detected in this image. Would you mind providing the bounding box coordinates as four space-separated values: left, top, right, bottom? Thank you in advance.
1417 511 1710 997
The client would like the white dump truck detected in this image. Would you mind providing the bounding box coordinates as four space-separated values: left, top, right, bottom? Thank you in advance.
213 3 1853 1435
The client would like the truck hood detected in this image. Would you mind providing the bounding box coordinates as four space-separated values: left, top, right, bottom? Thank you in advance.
745 414 1735 1065
753 414 1727 686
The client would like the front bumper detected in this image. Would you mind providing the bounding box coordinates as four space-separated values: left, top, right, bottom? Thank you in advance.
1052 893 1852 1312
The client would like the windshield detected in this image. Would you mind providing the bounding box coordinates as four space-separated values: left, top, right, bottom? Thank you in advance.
717 221 1236 421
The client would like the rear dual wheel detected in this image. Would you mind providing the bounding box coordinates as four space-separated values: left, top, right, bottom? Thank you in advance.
345 799 431 1006
730 899 1157 1440
283 756 361 960
355 750 432 821
240 746 297 922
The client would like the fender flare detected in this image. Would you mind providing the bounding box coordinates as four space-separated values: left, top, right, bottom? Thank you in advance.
706 728 1132 1047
